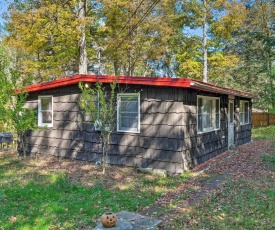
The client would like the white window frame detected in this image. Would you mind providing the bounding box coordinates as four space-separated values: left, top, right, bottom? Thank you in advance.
240 100 250 125
38 96 53 127
197 95 220 133
117 93 140 133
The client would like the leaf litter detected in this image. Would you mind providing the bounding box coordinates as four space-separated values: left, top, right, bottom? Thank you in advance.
1 140 274 229
156 140 275 229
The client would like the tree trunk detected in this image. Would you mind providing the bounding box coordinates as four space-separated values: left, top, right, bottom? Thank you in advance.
102 136 106 174
114 60 119 76
102 131 111 175
18 131 26 157
202 0 208 83
78 1 88 74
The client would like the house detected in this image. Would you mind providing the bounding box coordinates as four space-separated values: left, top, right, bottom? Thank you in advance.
0 132 14 148
21 74 257 174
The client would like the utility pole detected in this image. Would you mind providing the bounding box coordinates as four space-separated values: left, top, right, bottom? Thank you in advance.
78 1 88 74
93 45 103 75
202 0 208 83
97 47 103 75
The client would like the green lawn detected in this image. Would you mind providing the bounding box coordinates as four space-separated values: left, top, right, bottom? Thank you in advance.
170 177 275 229
252 125 275 139
1 126 274 229
252 125 275 170
0 153 189 229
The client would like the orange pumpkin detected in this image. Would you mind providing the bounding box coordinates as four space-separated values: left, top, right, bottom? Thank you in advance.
100 212 118 228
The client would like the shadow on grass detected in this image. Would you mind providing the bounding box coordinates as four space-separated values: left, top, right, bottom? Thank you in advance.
1 151 184 230
0 172 165 229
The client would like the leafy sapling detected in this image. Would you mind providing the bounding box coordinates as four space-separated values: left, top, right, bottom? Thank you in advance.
79 81 117 174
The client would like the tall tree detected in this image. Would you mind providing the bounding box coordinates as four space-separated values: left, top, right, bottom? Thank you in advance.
98 0 173 76
4 0 96 81
0 45 38 156
227 0 275 109
173 0 245 82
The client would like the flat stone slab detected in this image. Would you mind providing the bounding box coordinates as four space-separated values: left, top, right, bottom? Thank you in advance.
94 219 133 230
94 211 162 230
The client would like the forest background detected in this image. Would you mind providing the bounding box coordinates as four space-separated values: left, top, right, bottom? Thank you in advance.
0 0 274 113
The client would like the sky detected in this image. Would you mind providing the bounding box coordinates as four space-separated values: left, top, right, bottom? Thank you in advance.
0 0 9 24
0 0 8 36
0 1 8 36
0 0 8 15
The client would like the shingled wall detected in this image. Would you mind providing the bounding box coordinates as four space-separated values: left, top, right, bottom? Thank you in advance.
234 98 252 146
23 84 251 174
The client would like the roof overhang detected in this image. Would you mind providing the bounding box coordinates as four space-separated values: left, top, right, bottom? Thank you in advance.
14 74 257 99
190 81 257 98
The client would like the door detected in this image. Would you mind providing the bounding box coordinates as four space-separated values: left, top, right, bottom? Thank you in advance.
228 100 234 147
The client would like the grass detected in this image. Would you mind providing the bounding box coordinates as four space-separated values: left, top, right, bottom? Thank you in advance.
261 154 275 165
161 126 275 229
1 126 274 229
252 125 275 139
0 152 190 229
171 178 275 230
253 125 275 170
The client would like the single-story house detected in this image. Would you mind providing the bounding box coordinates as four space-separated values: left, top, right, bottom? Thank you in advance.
20 74 257 174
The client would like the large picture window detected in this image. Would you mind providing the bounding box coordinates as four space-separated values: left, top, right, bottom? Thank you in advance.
38 96 53 127
240 101 249 125
117 93 140 133
197 96 220 133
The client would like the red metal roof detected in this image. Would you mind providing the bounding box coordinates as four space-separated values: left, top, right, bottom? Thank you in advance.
15 74 257 98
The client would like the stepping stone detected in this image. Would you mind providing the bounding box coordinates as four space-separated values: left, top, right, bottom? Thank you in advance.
94 211 162 230
94 218 133 230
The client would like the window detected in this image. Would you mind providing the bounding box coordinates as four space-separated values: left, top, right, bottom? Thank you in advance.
197 96 220 133
240 101 249 125
38 96 53 127
117 93 140 133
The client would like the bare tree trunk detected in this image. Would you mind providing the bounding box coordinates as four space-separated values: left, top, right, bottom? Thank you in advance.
102 135 106 175
23 131 27 157
18 131 26 157
202 0 208 83
270 80 275 108
102 132 111 175
114 60 119 76
78 1 88 74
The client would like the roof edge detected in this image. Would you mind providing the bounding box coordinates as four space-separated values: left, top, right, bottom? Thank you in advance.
190 81 258 99
14 74 192 93
14 74 257 99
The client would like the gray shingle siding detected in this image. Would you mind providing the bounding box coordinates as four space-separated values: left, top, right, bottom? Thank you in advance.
22 84 252 174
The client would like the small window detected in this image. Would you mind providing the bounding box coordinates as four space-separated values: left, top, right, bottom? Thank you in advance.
240 101 249 125
117 93 140 133
38 96 53 127
197 96 220 133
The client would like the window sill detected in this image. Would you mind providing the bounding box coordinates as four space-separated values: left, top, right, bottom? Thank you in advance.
38 124 53 128
197 128 220 134
117 129 140 134
240 123 249 126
